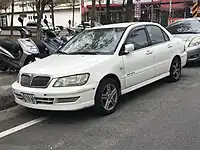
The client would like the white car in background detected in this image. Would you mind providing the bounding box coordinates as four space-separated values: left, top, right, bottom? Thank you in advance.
70 22 102 33
12 22 187 115
26 21 61 35
167 18 200 63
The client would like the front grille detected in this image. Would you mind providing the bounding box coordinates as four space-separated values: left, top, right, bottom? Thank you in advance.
31 76 51 87
20 74 51 88
21 74 31 87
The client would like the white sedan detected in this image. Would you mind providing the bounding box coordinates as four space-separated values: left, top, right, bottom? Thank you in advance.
12 22 187 115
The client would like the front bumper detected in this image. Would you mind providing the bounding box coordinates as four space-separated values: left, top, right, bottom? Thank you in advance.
12 82 97 111
186 46 200 63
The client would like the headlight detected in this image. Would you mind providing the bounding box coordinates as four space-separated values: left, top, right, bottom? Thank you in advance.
53 73 90 87
188 37 200 47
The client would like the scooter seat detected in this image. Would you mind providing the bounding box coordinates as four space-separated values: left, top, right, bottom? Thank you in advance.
0 39 21 58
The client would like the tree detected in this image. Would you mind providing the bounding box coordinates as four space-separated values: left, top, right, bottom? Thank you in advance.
48 0 55 30
0 0 11 12
10 0 14 37
122 0 133 22
35 0 51 39
0 0 11 27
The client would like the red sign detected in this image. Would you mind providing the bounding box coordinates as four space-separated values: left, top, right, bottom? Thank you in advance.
168 17 183 25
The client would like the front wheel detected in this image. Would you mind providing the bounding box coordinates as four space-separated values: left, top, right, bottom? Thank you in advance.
94 78 120 116
167 57 181 82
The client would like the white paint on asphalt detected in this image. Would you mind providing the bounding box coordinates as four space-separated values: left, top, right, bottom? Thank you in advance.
0 117 48 139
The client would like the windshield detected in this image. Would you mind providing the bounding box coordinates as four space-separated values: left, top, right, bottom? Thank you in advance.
166 20 200 34
56 27 125 55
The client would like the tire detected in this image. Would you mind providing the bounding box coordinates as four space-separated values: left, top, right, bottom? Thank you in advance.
167 57 181 82
94 78 120 116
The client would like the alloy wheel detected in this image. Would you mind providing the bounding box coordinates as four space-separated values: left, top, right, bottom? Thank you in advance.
172 60 181 80
101 84 118 111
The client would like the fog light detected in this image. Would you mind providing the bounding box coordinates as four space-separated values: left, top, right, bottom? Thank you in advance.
55 97 80 103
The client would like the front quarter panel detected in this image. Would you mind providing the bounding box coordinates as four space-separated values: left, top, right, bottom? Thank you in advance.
86 56 126 91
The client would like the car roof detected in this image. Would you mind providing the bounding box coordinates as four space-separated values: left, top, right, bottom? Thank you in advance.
172 17 200 22
89 22 159 30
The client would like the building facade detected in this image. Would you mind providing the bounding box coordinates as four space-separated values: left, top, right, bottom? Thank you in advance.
0 0 82 27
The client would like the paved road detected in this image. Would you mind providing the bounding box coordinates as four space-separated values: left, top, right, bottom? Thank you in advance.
0 66 200 149
0 72 16 93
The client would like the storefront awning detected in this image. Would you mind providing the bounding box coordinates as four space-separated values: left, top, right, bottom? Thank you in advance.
161 3 185 11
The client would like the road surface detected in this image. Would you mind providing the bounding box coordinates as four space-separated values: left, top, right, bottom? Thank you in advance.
0 66 200 149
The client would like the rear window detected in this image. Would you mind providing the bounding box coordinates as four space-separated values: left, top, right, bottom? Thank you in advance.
166 20 200 34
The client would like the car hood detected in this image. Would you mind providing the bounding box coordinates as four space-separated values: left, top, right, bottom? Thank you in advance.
173 34 197 41
21 54 112 77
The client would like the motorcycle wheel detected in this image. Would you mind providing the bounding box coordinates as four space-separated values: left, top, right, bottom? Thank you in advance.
0 60 8 71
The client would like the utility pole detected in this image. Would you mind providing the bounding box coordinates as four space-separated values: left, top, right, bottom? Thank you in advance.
72 0 75 26
151 0 153 22
184 0 186 18
169 0 172 18
99 0 102 23
106 0 110 24
91 0 96 27
50 0 55 30
192 0 198 17
168 0 172 24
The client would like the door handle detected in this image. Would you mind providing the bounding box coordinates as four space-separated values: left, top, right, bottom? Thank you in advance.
168 44 172 48
146 50 153 55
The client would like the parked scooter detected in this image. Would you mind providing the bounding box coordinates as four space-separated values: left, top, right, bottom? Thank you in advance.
18 17 32 38
0 18 48 71
0 38 48 71
41 19 67 54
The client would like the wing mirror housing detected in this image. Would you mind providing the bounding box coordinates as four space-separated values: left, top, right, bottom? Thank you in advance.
124 44 135 54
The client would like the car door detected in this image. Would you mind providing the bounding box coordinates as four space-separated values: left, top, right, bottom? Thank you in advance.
146 25 174 77
122 26 155 88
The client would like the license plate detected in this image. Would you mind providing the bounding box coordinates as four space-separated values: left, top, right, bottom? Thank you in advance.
22 93 36 104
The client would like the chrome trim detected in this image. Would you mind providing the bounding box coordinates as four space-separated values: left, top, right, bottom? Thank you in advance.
20 73 52 88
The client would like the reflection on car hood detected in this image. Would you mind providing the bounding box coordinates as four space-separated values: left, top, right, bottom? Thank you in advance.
173 34 198 41
20 54 112 77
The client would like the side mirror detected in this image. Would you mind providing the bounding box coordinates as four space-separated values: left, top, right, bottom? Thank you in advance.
124 44 135 54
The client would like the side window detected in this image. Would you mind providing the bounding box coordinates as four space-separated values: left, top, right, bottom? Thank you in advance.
125 28 148 50
146 26 165 45
162 31 170 41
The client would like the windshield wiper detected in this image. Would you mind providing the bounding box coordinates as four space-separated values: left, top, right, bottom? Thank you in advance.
69 51 99 55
